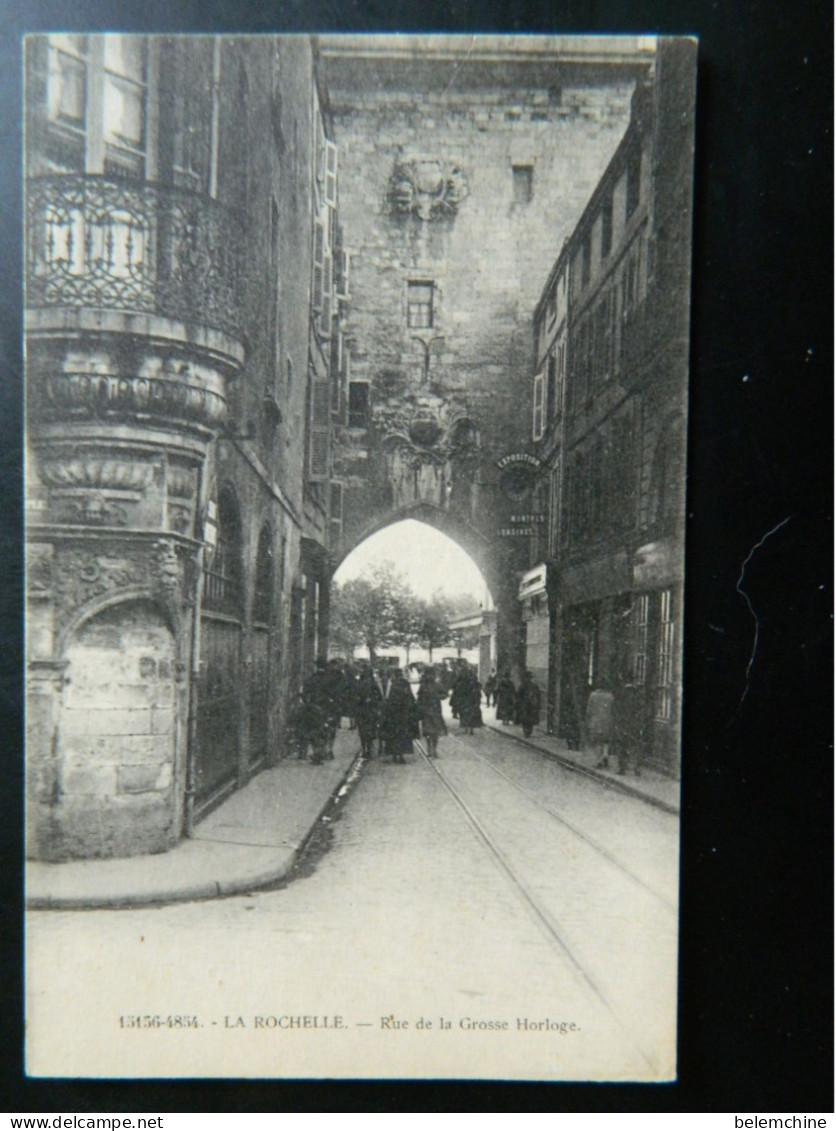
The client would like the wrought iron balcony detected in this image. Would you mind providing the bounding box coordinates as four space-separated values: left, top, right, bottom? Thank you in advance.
26 175 246 342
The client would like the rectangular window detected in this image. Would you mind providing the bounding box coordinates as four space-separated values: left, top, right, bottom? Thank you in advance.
532 371 545 441
43 34 149 177
348 381 370 429
633 593 650 684
626 151 641 218
601 194 613 258
270 200 280 385
655 589 676 720
407 281 433 329
546 351 556 422
329 481 344 552
581 234 591 288
549 461 561 557
512 164 533 204
102 35 147 177
556 341 566 417
324 139 338 208
308 375 331 482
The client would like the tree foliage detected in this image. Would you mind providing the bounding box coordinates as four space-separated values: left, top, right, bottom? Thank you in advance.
330 566 468 662
330 561 414 661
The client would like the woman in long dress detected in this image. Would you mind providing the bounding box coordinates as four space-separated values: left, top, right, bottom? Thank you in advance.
416 666 448 759
457 668 483 735
379 669 418 763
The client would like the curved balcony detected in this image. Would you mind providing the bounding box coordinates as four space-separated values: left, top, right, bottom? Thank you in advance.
26 175 246 343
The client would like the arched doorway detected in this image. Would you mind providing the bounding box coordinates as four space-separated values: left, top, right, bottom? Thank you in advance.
58 599 177 858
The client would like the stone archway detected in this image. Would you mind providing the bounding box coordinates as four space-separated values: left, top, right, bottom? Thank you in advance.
331 500 523 677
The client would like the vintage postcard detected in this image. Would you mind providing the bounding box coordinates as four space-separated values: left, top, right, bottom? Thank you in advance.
24 33 695 1080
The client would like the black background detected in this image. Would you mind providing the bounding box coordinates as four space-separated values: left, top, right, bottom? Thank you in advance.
0 0 832 1114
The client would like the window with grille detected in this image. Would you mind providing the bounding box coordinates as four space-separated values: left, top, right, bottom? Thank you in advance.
633 593 650 684
655 589 676 720
203 487 244 615
407 281 434 329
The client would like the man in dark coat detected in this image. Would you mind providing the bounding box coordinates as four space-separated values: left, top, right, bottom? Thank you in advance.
515 670 542 738
612 675 645 776
379 669 417 763
484 669 498 707
354 664 382 759
300 659 333 765
322 659 349 760
495 671 516 724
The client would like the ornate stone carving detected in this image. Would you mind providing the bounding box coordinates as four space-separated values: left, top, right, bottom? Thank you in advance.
36 370 228 430
55 493 129 527
374 392 478 461
53 547 145 623
27 544 53 597
166 465 197 535
372 391 480 513
151 539 187 626
388 156 469 220
40 456 155 493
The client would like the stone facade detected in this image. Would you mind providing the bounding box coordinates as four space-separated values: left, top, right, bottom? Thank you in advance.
319 36 652 672
529 39 696 775
25 36 340 858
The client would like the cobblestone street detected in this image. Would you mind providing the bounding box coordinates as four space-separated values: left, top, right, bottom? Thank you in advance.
27 716 679 1081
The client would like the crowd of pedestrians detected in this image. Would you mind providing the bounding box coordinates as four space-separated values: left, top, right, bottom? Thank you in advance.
289 653 646 780
289 657 551 764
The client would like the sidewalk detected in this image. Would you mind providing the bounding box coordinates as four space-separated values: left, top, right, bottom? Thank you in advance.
26 729 361 910
483 711 680 815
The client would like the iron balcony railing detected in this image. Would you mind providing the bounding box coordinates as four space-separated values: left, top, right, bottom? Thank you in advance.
26 174 246 342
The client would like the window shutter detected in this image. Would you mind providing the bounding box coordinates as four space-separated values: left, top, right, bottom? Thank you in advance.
324 139 338 207
335 248 350 300
309 370 331 481
312 219 324 312
532 371 545 441
320 252 332 334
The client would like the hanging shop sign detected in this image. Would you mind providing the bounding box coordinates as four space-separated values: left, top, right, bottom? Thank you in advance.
518 563 548 600
495 453 543 470
496 453 543 501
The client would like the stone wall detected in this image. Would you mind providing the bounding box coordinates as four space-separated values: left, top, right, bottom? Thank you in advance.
330 66 640 572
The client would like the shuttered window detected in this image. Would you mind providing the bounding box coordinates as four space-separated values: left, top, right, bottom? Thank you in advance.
532 370 545 441
324 139 338 207
308 369 330 481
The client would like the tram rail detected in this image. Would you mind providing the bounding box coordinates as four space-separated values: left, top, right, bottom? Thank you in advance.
413 737 663 1073
460 742 677 915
